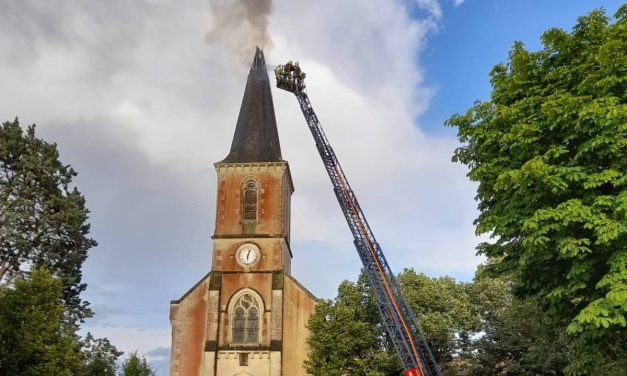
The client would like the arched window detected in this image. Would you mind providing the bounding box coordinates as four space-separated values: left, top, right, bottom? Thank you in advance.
243 180 258 221
231 293 260 345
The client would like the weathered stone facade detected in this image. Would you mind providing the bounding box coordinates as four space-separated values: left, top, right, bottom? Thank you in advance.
169 48 316 376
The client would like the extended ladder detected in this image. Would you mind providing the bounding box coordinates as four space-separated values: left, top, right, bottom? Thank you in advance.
275 64 441 376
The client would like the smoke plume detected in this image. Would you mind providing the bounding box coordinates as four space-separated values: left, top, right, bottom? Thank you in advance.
206 0 273 64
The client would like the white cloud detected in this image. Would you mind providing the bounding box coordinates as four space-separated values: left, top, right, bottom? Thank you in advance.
454 0 466 6
415 0 443 19
83 326 170 356
0 0 481 365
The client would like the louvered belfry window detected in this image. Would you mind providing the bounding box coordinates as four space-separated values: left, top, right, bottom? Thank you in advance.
243 180 258 220
231 293 260 345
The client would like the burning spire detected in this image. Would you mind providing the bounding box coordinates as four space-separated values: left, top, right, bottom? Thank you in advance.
220 47 282 163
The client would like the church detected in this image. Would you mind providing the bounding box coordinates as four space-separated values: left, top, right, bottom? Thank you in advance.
168 48 317 376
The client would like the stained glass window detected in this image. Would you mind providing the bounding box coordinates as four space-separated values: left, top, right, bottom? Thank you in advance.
247 307 259 343
231 293 260 345
232 307 245 343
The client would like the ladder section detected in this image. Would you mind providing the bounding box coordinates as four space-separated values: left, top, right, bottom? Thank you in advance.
275 63 441 376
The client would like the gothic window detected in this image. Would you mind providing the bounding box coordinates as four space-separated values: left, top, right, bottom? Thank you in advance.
230 293 260 345
247 307 259 343
243 180 258 221
232 307 246 343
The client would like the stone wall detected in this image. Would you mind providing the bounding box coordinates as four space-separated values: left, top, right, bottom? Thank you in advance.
282 276 317 375
170 274 211 376
215 351 281 376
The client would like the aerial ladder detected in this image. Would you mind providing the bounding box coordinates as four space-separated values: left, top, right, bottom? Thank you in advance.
275 62 442 376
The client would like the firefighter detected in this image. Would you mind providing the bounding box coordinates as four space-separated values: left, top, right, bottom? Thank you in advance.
284 60 294 74
274 65 283 80
293 61 301 78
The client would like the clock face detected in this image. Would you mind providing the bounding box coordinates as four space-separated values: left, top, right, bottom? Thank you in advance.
238 244 258 266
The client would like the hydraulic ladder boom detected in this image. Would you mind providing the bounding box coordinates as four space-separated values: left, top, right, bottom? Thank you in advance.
275 63 441 376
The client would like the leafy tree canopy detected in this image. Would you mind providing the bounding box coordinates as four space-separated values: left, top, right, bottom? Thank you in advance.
305 273 401 376
0 267 81 376
307 269 586 375
446 6 626 373
470 273 568 375
121 352 155 376
397 268 478 368
79 332 124 376
0 118 97 321
306 270 482 375
0 120 122 375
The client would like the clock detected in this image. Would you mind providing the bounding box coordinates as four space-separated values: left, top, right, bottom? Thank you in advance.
237 243 259 266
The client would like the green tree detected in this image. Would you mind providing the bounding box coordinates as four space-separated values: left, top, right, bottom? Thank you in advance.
306 271 482 375
120 352 155 376
0 119 97 321
398 268 479 371
446 6 627 374
79 332 123 376
0 267 81 376
470 273 567 375
305 273 401 376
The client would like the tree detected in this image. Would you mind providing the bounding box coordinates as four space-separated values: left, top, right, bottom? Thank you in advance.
120 352 155 376
306 271 482 375
0 118 97 321
0 119 120 374
79 332 123 376
0 267 81 376
470 273 567 375
305 273 401 376
446 6 627 374
397 268 479 371
307 269 582 375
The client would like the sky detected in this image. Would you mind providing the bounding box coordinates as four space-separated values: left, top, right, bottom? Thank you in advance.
0 0 623 374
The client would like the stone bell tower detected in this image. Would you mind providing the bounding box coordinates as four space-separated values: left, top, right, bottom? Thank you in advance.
169 48 317 376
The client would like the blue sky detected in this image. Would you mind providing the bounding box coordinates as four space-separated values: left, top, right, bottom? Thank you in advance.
420 0 623 137
0 1 623 374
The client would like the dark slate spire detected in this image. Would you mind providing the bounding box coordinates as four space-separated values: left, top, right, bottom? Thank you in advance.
221 47 282 163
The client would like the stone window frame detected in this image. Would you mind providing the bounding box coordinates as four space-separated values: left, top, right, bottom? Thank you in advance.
228 288 264 346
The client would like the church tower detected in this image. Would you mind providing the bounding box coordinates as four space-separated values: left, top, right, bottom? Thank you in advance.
169 48 317 376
